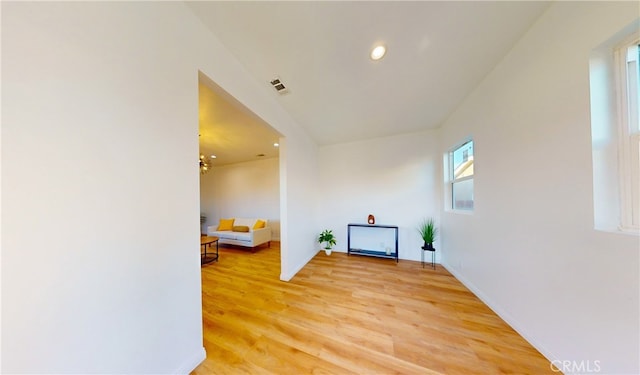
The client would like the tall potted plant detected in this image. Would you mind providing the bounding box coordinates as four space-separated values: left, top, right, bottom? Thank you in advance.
318 229 337 255
418 218 438 250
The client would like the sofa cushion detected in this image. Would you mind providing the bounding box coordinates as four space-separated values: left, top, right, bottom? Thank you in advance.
234 218 255 228
233 225 250 232
253 219 266 229
217 218 235 231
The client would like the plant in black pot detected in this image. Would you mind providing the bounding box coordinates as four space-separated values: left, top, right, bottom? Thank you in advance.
418 218 438 250
318 229 337 256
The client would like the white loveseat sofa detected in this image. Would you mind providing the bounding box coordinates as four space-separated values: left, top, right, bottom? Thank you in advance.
206 218 271 249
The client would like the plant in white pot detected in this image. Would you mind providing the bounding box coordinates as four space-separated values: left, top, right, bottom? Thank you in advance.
418 218 438 250
318 229 337 255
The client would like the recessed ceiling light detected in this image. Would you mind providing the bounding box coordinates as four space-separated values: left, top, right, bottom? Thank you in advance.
370 45 386 61
274 143 279 147
211 155 217 159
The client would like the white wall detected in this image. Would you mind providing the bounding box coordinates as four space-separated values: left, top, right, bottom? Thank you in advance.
318 130 441 262
200 157 280 240
2 3 204 373
278 130 320 280
2 1 318 373
439 2 639 373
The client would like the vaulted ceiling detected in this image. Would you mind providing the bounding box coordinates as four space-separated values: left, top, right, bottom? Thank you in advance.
189 1 550 161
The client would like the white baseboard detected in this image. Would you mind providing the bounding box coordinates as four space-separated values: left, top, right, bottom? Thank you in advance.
174 346 206 375
441 261 558 366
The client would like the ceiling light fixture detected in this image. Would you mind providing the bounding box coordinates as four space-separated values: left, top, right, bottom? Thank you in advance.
199 154 212 174
273 143 279 147
370 44 387 61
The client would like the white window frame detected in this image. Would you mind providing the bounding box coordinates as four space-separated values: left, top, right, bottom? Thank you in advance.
448 139 474 212
615 35 639 232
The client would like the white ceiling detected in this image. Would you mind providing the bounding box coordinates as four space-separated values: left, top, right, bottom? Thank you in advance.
190 1 550 150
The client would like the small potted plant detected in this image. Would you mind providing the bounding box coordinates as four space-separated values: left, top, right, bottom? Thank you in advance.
418 218 438 250
318 229 337 255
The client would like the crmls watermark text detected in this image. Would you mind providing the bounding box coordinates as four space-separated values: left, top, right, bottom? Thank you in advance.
551 360 601 373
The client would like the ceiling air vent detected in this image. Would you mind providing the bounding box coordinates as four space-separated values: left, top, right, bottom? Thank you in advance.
270 77 288 94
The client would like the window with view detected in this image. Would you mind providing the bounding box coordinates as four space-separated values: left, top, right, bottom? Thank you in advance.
617 39 639 230
450 140 474 210
590 24 639 233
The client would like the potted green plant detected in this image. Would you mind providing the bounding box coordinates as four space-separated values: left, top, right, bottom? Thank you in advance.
318 229 337 255
418 218 438 250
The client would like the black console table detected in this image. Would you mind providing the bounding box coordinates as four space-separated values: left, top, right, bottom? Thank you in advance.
347 223 399 262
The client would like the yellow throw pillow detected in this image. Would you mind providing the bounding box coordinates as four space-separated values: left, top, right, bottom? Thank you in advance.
233 225 250 233
217 218 235 231
253 220 266 229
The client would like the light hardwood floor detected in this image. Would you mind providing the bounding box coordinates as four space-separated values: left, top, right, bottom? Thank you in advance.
192 243 554 374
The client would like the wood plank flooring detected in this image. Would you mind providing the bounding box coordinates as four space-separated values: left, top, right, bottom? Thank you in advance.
192 243 554 374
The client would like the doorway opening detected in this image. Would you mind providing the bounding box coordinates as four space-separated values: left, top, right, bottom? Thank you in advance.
197 71 283 266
